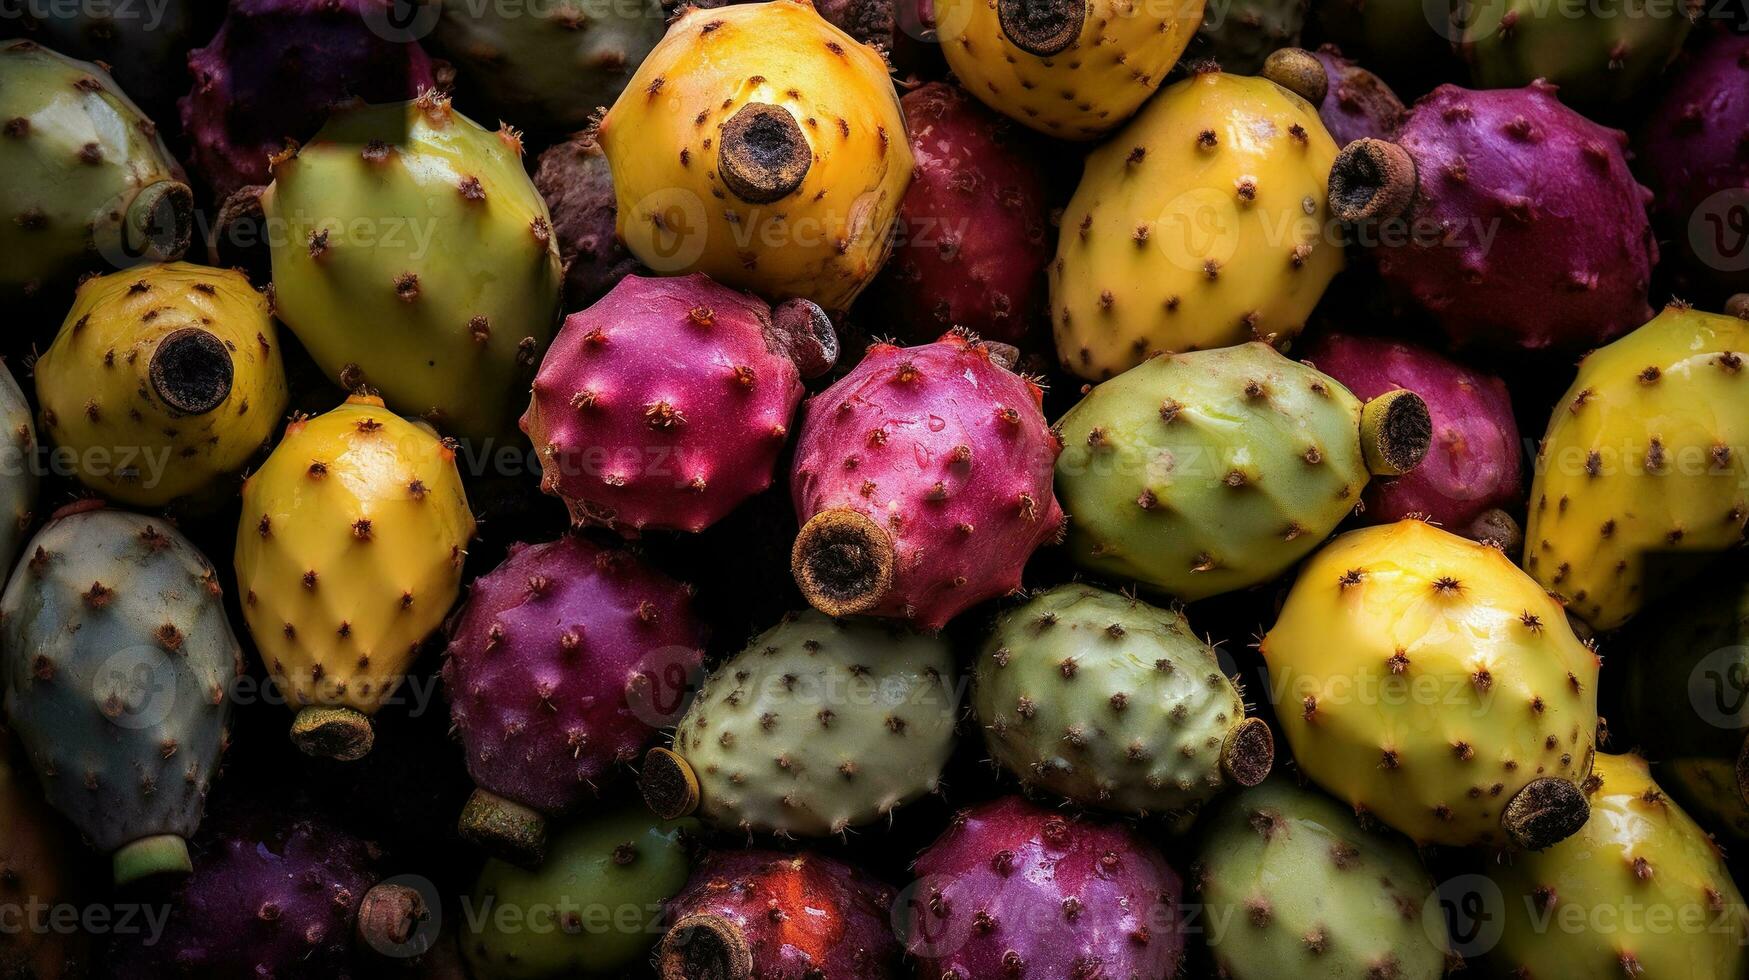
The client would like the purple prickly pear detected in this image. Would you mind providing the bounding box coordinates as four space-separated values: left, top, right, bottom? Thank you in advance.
443 536 706 867
532 132 646 311
523 274 835 535
903 796 1185 979
1312 44 1405 146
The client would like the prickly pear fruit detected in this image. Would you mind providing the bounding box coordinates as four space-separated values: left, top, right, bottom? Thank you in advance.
235 394 475 762
1051 64 1345 379
463 806 698 980
34 262 288 508
258 92 563 443
532 131 644 310
0 728 84 979
902 795 1186 979
1523 304 1749 631
1262 520 1601 849
9 0 195 112
1196 0 1308 75
522 274 834 534
933 0 1203 139
1055 342 1432 602
180 0 440 202
1 502 240 886
0 41 191 299
641 610 957 837
432 0 663 134
658 850 900 980
1485 754 1749 978
1304 332 1523 547
975 584 1273 815
597 0 912 313
0 361 38 573
1194 777 1452 979
1311 45 1405 146
1329 83 1656 352
1458 0 1695 109
789 331 1063 630
868 82 1051 346
443 536 706 867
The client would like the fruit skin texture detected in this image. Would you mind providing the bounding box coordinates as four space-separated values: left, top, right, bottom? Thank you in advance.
443 536 705 815
974 584 1264 815
1458 0 1695 109
0 506 239 863
789 332 1063 630
658 850 900 980
34 262 289 508
1523 304 1749 630
934 0 1204 139
1051 70 1344 380
180 0 438 203
260 93 563 444
1197 0 1307 75
869 82 1051 346
903 795 1185 979
1488 754 1749 979
664 610 957 837
1055 343 1387 602
1194 777 1451 980
598 0 912 313
464 806 698 980
1262 520 1600 848
236 395 475 722
11 0 195 112
533 132 645 310
522 274 806 534
0 362 38 574
432 0 663 134
0 728 84 979
1311 45 1404 147
0 40 191 299
1304 332 1521 539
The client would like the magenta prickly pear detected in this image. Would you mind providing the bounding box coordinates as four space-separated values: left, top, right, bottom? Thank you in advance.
903 796 1185 979
790 331 1064 630
523 274 835 535
1311 44 1405 147
443 536 706 867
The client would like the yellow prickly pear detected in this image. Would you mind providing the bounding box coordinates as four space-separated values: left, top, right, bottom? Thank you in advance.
235 395 474 761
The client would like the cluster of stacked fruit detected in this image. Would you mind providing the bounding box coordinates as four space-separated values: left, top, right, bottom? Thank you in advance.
0 0 1748 976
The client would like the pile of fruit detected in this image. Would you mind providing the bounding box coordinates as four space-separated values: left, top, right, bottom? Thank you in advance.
1 0 1748 976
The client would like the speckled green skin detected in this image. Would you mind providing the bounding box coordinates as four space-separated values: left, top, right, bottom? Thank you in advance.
1195 777 1450 980
463 806 697 979
975 584 1252 815
261 94 563 444
1055 343 1370 601
669 610 958 837
1197 0 1308 74
1459 0 1695 108
0 363 38 572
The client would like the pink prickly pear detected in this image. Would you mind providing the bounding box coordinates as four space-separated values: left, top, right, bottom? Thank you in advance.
789 331 1065 630
1311 45 1405 146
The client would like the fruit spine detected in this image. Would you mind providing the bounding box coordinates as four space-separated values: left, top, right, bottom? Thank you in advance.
789 331 1064 630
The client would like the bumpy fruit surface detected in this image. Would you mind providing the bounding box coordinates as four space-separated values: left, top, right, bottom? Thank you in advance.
1311 45 1404 146
1262 520 1600 848
0 504 239 884
463 806 697 980
598 0 911 313
934 0 1203 139
12 0 194 111
1330 83 1656 351
180 0 439 202
533 132 644 310
643 610 957 837
1052 68 1344 379
1523 304 1749 630
1194 777 1451 979
0 41 191 299
0 728 83 979
1055 343 1431 601
658 850 900 980
260 93 563 443
789 332 1063 630
236 395 474 760
974 584 1273 814
1487 754 1749 978
523 274 823 534
1197 0 1307 74
1459 0 1695 109
0 362 37 572
35 262 288 508
443 536 705 865
902 796 1185 979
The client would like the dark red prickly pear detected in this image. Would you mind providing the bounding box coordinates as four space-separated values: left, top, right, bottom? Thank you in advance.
1312 44 1405 147
533 132 646 311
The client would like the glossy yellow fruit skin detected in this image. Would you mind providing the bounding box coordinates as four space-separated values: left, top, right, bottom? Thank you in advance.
35 262 287 507
597 0 911 312
235 395 473 716
1489 754 1749 980
935 0 1205 139
1262 520 1599 847
1524 304 1749 631
1051 70 1343 381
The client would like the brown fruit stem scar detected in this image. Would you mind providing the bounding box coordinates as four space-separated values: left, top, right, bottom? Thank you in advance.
1261 48 1328 106
792 509 895 617
659 913 755 980
719 103 811 205
150 327 235 416
289 705 375 761
997 0 1086 56
458 787 548 868
355 882 429 951
641 747 702 820
1220 717 1275 787
126 178 194 264
1329 138 1417 225
1502 777 1590 850
767 298 839 379
1466 508 1523 553
1359 388 1432 477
